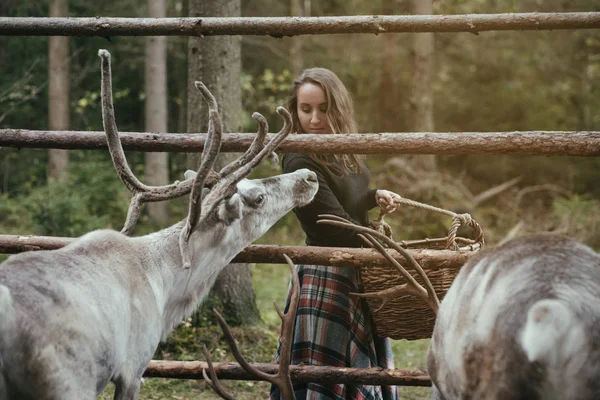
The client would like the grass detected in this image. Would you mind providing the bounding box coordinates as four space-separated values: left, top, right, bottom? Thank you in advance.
97 257 432 399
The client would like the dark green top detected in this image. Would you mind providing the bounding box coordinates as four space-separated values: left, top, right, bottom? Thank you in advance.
282 154 379 248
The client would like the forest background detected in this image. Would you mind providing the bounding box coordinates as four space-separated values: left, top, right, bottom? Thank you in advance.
1 0 600 399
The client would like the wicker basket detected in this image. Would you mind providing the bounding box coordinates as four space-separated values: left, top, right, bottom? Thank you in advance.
360 209 484 340
358 244 463 340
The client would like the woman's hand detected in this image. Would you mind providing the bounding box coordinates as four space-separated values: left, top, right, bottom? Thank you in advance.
375 189 402 213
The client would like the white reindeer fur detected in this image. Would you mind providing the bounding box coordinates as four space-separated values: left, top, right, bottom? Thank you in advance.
0 169 317 400
427 233 600 400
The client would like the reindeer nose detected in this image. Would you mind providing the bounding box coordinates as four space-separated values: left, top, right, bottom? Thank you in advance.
306 171 318 183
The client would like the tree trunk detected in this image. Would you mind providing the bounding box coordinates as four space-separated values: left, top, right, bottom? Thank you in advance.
378 0 401 133
410 0 436 170
187 0 261 326
48 0 69 182
145 0 170 225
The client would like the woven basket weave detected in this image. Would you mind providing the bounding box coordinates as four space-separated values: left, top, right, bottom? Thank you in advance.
359 255 459 340
360 207 484 341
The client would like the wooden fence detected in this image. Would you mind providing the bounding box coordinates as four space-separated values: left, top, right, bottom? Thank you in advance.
2 11 600 390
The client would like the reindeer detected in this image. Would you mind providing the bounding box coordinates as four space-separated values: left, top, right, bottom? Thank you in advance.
426 233 600 400
0 49 318 400
313 216 600 400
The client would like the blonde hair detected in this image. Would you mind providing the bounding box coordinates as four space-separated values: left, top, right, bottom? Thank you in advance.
286 67 363 175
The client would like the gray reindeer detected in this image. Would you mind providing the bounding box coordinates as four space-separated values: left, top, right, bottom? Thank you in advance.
0 50 318 400
317 216 600 400
427 233 600 400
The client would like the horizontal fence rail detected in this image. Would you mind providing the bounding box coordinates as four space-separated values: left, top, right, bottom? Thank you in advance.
144 360 431 386
1 13 600 37
3 129 600 156
0 234 471 269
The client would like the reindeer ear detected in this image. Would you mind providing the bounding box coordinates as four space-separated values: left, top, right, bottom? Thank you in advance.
217 193 242 225
184 170 197 180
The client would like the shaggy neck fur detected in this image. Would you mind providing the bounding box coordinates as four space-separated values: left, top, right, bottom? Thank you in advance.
133 220 240 341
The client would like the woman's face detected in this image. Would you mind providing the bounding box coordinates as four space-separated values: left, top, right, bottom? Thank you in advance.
296 82 331 134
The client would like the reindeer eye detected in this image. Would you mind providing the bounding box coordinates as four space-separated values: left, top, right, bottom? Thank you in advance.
254 194 266 206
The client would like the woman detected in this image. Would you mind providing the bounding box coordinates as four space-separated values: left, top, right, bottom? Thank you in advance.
269 68 401 400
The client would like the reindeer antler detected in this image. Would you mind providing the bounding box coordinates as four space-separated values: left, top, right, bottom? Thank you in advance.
99 50 219 235
218 112 268 177
205 254 298 400
317 214 440 316
99 49 293 269
201 344 235 400
179 106 293 268
178 81 223 268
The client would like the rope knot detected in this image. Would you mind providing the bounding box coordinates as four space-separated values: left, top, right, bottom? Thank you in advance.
370 210 393 240
456 213 473 226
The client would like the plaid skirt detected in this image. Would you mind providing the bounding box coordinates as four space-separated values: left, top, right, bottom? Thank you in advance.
269 264 398 400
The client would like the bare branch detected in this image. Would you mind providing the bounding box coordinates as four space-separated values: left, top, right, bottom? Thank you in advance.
497 221 525 247
471 176 522 208
514 184 571 209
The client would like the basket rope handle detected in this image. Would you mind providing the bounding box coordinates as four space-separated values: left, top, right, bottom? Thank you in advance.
376 196 485 250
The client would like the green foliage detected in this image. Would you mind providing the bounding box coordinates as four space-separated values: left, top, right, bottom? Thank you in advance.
22 181 108 236
186 293 225 328
241 68 293 131
552 194 600 248
0 150 129 237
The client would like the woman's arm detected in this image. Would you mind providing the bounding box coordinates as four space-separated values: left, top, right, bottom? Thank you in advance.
283 156 366 247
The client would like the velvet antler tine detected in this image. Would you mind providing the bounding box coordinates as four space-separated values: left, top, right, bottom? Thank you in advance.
185 82 223 232
213 106 292 190
213 309 275 383
120 194 144 236
276 254 299 398
179 82 223 268
98 49 146 194
373 233 440 313
358 233 428 298
355 232 435 312
194 81 220 160
211 254 298 399
99 51 221 236
201 345 235 400
183 108 222 234
316 214 349 223
194 106 293 232
219 112 269 177
317 215 440 315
